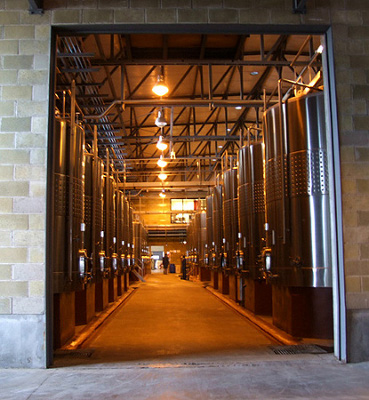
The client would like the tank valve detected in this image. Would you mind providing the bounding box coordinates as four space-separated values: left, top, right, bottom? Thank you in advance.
237 250 244 269
290 256 303 267
112 253 118 273
221 252 227 268
78 249 88 281
261 248 278 281
99 250 106 274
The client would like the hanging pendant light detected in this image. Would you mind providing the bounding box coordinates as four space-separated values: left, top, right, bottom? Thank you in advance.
158 172 168 181
156 135 168 151
157 155 168 168
152 74 169 96
155 109 167 127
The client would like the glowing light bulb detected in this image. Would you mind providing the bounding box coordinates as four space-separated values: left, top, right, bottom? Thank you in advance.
156 136 168 151
158 173 167 181
157 158 168 168
152 75 169 96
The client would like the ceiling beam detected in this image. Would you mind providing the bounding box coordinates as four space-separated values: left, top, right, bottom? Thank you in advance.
28 0 43 14
91 59 313 67
120 181 216 189
292 0 307 14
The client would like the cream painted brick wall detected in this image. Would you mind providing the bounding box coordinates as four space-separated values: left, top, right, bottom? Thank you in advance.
0 6 48 321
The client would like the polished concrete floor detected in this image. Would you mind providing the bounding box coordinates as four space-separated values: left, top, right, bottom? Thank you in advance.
2 273 369 399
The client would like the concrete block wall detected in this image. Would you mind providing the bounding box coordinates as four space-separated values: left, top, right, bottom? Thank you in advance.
0 0 368 366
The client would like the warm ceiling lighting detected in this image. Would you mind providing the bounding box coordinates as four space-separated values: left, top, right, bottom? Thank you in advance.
155 109 167 127
156 136 168 151
158 172 167 181
152 75 169 96
157 156 168 168
159 190 166 198
235 106 242 110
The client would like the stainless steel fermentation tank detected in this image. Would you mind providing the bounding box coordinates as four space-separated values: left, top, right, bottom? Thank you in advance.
128 206 134 267
133 221 141 268
238 143 272 314
121 197 130 290
52 118 85 348
133 221 150 279
238 144 265 278
186 211 207 280
223 168 240 302
212 185 229 294
212 185 223 266
264 92 331 287
206 194 219 288
197 211 210 281
84 152 104 281
75 148 104 326
115 189 126 296
205 195 213 267
263 92 333 338
223 168 239 269
52 118 85 294
102 172 119 303
116 190 125 273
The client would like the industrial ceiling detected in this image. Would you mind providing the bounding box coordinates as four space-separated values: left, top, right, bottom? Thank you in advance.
53 31 323 239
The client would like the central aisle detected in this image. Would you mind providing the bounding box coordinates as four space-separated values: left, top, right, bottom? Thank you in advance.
79 273 275 365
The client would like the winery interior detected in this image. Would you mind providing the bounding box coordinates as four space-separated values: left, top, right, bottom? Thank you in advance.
50 30 334 357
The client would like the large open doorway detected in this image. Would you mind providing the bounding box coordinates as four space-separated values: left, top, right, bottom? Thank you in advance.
46 25 345 366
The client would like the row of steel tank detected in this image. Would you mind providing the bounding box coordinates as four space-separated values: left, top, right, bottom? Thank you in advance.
187 92 333 339
51 118 149 349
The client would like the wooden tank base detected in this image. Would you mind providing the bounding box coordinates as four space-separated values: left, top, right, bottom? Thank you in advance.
124 272 130 291
53 291 75 349
75 283 96 326
108 276 118 303
145 263 151 275
193 265 199 280
95 279 109 312
211 270 218 289
243 278 272 315
228 274 241 303
117 275 123 297
218 271 229 295
200 266 211 281
272 285 333 339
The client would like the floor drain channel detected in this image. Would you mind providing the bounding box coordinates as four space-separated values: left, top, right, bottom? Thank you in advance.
269 344 327 355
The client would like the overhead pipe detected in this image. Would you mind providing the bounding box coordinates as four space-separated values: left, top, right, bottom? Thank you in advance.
282 45 323 101
83 99 275 120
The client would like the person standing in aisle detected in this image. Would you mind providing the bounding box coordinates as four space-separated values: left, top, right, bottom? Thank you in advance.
181 255 187 280
162 253 169 275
